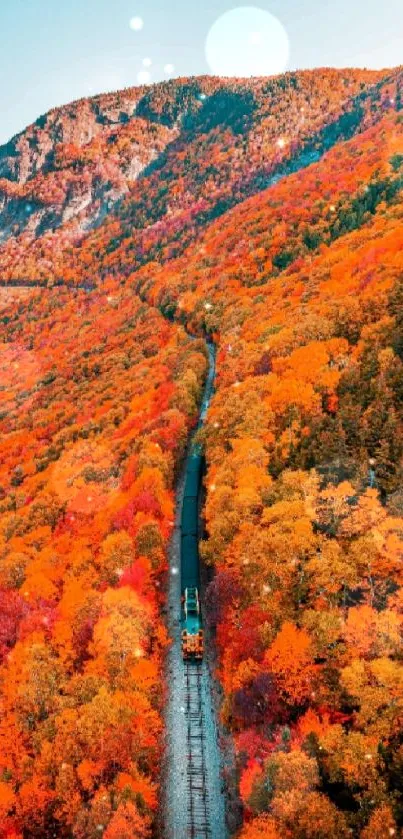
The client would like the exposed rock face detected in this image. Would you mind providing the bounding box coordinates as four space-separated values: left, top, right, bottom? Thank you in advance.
0 90 143 182
0 86 179 241
0 68 400 275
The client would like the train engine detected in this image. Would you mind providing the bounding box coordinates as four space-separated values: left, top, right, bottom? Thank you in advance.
182 586 204 660
181 449 204 661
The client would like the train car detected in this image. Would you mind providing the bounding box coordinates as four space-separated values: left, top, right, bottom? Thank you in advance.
183 466 200 499
181 448 204 661
181 534 199 589
181 496 198 535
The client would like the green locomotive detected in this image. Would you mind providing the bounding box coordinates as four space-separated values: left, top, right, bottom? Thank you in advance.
181 448 204 661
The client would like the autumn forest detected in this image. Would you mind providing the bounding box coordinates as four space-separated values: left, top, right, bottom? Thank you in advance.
0 65 402 838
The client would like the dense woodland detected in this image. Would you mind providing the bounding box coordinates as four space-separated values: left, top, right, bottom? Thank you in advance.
0 66 403 836
0 285 207 836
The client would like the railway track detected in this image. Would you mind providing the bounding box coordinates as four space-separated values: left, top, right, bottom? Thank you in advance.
185 662 211 838
163 340 226 838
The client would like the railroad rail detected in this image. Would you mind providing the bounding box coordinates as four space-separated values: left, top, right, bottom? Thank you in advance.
185 661 211 839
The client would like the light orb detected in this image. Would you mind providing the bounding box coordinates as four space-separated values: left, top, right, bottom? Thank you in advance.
205 7 290 78
129 16 144 31
137 70 151 85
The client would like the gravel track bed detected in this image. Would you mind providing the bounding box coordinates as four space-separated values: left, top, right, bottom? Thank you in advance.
162 344 227 839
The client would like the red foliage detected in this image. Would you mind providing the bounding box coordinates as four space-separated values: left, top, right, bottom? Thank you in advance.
0 65 403 835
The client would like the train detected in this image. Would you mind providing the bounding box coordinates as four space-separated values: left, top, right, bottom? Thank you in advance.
181 445 204 661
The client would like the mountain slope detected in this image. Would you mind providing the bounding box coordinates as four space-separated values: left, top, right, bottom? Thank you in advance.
0 280 208 838
0 67 403 838
0 85 177 242
0 67 398 274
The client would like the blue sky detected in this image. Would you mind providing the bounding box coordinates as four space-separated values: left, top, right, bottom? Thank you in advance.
0 0 402 145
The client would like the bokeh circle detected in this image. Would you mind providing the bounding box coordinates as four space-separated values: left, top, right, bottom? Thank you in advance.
205 6 290 77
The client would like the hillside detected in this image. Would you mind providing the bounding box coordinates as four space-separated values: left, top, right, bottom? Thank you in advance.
0 84 176 243
0 67 396 275
0 67 403 838
0 281 207 837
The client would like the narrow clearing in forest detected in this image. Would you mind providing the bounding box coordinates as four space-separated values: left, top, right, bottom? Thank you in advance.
163 342 227 839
